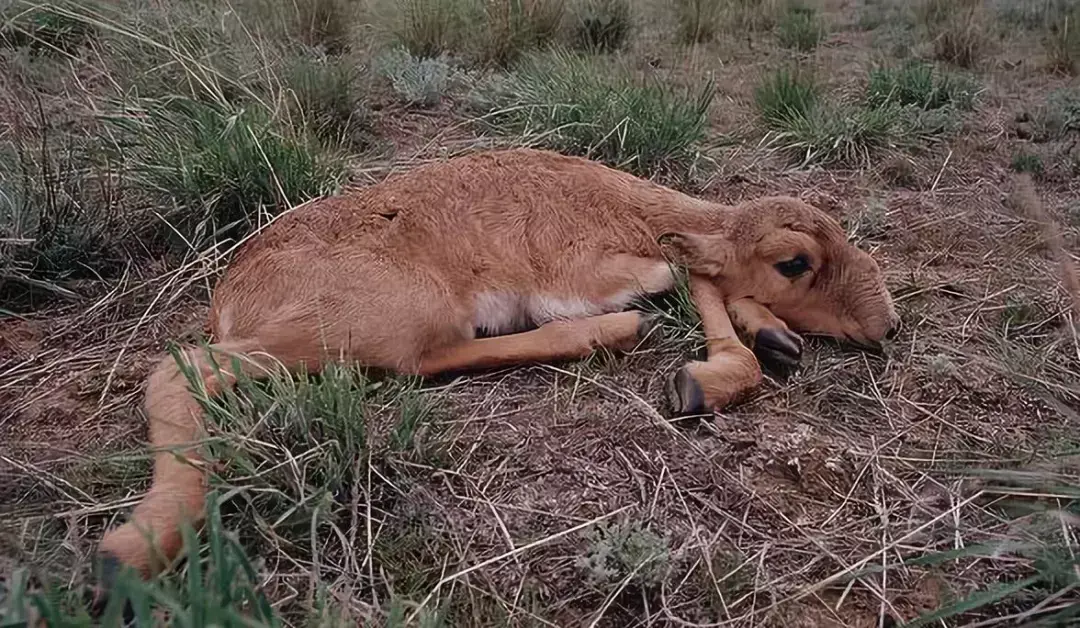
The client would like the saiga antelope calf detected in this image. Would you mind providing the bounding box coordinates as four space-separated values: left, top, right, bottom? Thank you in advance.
94 147 899 589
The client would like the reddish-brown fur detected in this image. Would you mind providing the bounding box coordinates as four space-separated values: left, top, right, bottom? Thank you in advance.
95 148 898 583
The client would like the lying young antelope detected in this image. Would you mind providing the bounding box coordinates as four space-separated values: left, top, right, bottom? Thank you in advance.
95 147 899 587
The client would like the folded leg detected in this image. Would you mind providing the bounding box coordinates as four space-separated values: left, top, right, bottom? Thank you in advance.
668 276 762 416
725 297 804 372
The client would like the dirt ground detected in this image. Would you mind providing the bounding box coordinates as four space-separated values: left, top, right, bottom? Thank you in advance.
2 0 1080 626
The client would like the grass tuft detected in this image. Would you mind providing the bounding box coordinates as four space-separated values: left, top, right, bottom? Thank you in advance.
0 121 122 305
390 0 471 59
916 0 987 68
282 49 372 147
472 50 714 177
103 96 346 250
1043 5 1080 74
771 104 903 167
0 3 95 54
775 2 826 52
475 0 568 66
675 0 723 43
865 60 979 111
1011 151 1045 178
753 66 820 128
1033 86 1080 140
571 0 633 52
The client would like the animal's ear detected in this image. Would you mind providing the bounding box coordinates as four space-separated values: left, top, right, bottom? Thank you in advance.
658 232 734 277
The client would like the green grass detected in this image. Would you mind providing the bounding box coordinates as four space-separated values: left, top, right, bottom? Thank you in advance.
771 104 903 167
281 50 372 147
753 66 820 128
865 60 979 111
844 465 1080 627
1011 151 1046 177
755 62 970 167
0 120 122 306
993 0 1080 31
381 0 567 66
0 2 95 53
1033 86 1080 140
472 50 714 177
775 3 826 52
102 96 345 251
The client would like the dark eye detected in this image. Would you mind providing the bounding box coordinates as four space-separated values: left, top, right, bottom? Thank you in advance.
774 254 811 278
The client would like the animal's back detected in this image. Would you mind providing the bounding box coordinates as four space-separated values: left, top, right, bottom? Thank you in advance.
209 149 686 339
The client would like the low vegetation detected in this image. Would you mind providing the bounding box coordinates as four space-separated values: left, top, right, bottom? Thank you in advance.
674 0 722 43
775 2 826 52
916 0 987 68
753 59 979 166
471 50 714 176
2 0 1079 625
571 0 633 52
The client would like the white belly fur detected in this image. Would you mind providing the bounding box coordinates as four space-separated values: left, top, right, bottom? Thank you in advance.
473 290 642 336
472 261 676 336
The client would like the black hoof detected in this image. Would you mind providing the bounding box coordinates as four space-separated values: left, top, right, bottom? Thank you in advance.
636 312 664 345
666 367 705 417
753 328 803 373
90 553 137 625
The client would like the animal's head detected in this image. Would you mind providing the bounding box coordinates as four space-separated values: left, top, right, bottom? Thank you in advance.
661 196 900 347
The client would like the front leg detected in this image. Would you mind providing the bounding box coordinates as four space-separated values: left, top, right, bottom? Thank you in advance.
668 275 762 416
725 297 804 373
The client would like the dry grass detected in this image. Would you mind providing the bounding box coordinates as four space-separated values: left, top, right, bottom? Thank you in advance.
2 0 1080 625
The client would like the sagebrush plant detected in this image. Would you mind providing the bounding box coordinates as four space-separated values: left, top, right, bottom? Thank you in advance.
102 96 345 251
376 46 457 107
675 0 723 43
571 0 632 52
775 2 826 52
577 519 672 589
471 50 713 176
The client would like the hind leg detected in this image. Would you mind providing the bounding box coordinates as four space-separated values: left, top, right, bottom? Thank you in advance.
416 310 656 375
94 321 352 590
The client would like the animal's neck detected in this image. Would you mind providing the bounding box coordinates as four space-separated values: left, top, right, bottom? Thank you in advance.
625 185 734 237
